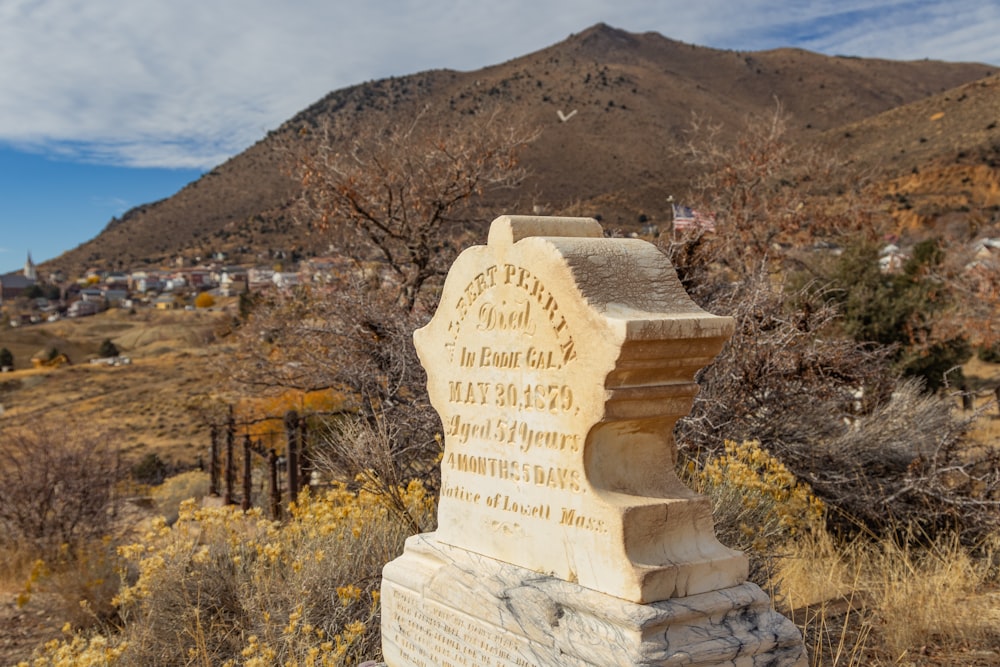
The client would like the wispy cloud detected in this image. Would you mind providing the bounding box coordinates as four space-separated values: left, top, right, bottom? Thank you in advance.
1 1 997 169
89 195 131 213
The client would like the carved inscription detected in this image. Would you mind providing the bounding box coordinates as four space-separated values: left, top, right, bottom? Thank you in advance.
446 264 577 364
447 382 574 412
384 586 533 667
436 262 610 534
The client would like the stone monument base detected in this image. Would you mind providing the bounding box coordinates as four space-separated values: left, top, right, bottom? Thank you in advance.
382 533 807 667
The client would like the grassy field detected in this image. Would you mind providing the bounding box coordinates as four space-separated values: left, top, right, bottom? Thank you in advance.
0 307 233 469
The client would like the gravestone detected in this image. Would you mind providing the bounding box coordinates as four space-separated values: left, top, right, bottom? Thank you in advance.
381 215 806 666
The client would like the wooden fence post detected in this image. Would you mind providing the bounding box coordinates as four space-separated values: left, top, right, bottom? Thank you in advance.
285 410 299 502
209 424 219 497
268 448 281 520
224 406 235 505
299 416 311 490
242 434 253 511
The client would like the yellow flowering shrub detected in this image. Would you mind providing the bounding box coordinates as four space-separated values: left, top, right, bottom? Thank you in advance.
20 626 127 667
21 480 435 666
684 439 824 582
701 440 824 535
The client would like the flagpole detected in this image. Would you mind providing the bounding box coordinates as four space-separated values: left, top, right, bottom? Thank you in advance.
666 195 675 240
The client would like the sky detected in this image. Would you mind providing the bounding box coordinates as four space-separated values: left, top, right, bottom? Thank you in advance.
2 1 1000 276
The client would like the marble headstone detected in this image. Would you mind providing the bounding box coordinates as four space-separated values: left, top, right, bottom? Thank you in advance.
381 215 806 666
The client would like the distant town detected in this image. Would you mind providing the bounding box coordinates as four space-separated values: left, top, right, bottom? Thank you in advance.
0 250 360 327
2 232 999 331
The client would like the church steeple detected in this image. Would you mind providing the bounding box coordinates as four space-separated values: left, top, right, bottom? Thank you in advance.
24 251 37 282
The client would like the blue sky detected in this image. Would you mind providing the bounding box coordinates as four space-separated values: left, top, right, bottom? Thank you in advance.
2 0 999 276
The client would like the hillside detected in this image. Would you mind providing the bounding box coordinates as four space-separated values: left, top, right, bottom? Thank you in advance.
41 23 998 277
0 308 227 467
817 74 1000 237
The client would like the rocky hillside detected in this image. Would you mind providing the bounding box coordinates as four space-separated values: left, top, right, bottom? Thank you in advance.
817 74 1000 237
43 23 999 276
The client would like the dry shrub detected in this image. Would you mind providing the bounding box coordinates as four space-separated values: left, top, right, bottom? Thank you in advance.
675 269 895 460
18 539 122 629
673 265 999 545
312 413 442 534
24 482 435 666
799 379 998 544
0 421 126 559
0 421 126 631
150 470 211 524
224 279 442 491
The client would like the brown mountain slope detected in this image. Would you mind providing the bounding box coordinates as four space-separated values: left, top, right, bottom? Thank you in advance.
817 74 1000 238
44 23 998 276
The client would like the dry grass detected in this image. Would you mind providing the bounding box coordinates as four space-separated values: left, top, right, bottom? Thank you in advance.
5 465 998 666
148 470 212 525
0 308 231 468
777 530 1000 666
873 538 998 661
693 438 1000 666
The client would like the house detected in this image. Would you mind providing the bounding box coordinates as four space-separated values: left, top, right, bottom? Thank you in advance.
67 300 102 317
248 267 275 290
130 270 166 292
163 277 186 292
80 288 106 304
154 294 178 310
300 256 355 284
0 272 36 303
102 288 129 307
178 268 214 289
136 276 164 293
219 267 248 296
272 272 301 290
105 272 129 289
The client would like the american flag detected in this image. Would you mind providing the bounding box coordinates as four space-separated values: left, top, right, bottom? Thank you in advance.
672 204 716 233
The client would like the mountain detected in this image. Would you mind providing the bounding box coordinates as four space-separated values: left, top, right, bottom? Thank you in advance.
44 23 999 276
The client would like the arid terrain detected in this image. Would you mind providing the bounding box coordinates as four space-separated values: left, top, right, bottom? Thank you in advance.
0 307 233 469
2 23 1000 666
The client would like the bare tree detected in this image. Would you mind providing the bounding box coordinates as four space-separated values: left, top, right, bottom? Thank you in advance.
223 278 442 488
665 106 882 289
292 105 538 312
0 421 125 557
219 107 538 487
